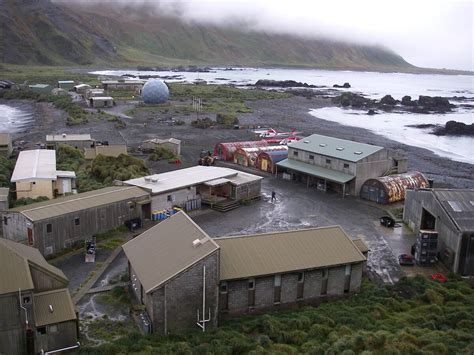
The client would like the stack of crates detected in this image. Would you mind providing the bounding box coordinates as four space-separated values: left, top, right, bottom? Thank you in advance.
415 230 438 265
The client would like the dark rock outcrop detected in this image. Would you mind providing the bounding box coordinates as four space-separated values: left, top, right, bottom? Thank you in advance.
332 92 374 108
433 121 474 136
255 80 318 88
380 95 398 105
333 82 351 88
401 95 417 106
416 96 454 113
367 109 377 115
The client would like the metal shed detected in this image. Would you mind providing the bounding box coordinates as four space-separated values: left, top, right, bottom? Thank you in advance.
360 171 429 204
214 140 268 161
256 149 288 173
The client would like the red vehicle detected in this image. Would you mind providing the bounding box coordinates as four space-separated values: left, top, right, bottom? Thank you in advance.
398 254 415 266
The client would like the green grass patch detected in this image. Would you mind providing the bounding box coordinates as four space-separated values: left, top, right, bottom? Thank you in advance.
149 147 178 161
80 276 474 353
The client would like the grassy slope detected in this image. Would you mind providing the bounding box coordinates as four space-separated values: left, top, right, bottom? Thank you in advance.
2 0 413 71
80 275 474 354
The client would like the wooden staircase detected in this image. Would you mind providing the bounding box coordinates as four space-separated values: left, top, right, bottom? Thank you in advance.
211 199 241 212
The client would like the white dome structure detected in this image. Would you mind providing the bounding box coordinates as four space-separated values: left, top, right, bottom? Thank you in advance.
141 79 169 104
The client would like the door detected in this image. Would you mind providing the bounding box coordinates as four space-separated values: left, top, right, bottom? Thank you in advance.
27 228 33 246
261 159 268 172
62 179 70 194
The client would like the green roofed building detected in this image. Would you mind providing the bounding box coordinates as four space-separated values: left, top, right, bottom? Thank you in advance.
276 134 407 196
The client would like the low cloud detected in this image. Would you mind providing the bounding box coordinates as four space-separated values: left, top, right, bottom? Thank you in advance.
56 0 473 70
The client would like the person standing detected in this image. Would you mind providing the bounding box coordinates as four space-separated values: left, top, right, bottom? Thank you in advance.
271 191 276 203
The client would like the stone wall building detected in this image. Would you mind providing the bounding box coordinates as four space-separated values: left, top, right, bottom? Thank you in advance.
0 238 78 354
277 134 407 196
123 211 366 335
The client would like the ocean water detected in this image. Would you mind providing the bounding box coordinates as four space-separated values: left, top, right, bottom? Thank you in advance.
309 107 474 165
0 103 34 133
91 67 474 100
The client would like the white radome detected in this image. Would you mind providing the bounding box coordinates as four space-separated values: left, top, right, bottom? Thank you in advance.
141 79 169 104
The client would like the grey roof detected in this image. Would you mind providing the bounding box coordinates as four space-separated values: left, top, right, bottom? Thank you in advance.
123 212 219 294
46 134 92 142
0 238 68 294
215 226 366 281
34 288 76 326
145 138 181 145
124 166 261 195
8 186 149 221
433 189 474 232
277 158 354 184
289 134 384 162
11 150 57 181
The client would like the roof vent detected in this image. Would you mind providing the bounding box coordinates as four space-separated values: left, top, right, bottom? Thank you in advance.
49 305 54 313
151 178 158 184
319 143 327 147
144 177 151 183
303 140 310 144
62 133 66 138
354 151 363 155
192 239 202 247
336 147 345 151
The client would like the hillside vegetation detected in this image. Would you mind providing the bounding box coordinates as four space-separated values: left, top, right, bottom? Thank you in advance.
0 0 413 71
80 275 474 354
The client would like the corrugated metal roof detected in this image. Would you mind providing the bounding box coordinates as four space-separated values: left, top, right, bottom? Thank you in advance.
0 133 11 145
8 186 149 221
0 238 68 294
289 134 383 162
123 212 219 293
277 158 355 184
34 288 76 327
58 81 75 84
0 239 34 294
46 134 92 142
215 226 366 281
352 238 369 253
433 189 474 232
11 150 57 181
56 171 76 178
366 172 429 203
90 97 114 101
74 84 91 89
124 166 259 194
227 171 263 185
145 138 181 145
257 150 288 163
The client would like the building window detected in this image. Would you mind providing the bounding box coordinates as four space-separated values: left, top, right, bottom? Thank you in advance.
248 278 256 307
309 154 314 160
326 159 331 164
248 279 255 290
344 163 350 169
220 282 228 293
3 217 7 225
274 274 281 287
274 275 281 303
167 195 173 202
293 151 298 157
344 264 352 293
297 272 304 283
74 217 80 226
48 324 58 333
321 268 328 296
46 224 52 233
22 296 31 305
37 327 47 335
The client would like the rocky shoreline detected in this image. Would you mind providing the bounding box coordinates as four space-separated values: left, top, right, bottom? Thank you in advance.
2 87 473 190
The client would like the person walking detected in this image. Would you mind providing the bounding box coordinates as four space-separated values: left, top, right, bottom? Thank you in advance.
271 191 276 203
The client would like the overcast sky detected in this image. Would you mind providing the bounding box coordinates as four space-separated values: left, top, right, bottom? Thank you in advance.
66 0 474 71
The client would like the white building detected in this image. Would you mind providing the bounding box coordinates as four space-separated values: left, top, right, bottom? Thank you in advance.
11 150 76 200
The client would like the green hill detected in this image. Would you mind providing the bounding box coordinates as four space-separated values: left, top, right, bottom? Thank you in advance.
0 0 413 71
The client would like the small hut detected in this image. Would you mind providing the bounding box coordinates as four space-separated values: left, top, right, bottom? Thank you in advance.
214 140 268 161
89 96 114 108
256 149 288 173
233 148 259 167
360 172 429 204
73 83 92 95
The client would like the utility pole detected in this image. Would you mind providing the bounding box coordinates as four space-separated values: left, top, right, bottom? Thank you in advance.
192 96 202 120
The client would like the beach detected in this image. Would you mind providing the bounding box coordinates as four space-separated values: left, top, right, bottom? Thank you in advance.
2 93 473 190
